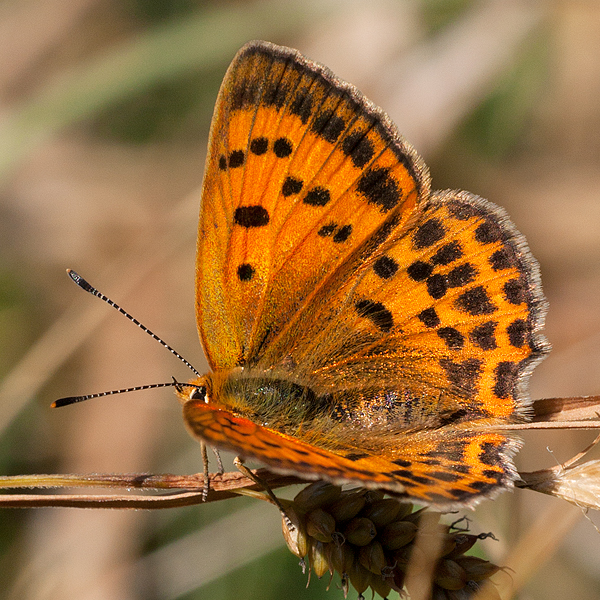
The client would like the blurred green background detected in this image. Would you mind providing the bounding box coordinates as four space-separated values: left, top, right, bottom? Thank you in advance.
1 0 599 599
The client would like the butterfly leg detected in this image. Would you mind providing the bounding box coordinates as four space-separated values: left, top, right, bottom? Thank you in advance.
212 447 225 474
233 456 295 532
201 441 210 501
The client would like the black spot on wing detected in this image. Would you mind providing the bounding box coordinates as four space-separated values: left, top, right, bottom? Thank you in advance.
440 358 482 397
437 327 464 350
469 321 497 350
489 247 513 271
282 176 303 197
228 150 245 168
373 256 399 279
407 261 433 282
234 206 270 228
475 220 503 244
355 299 394 332
431 241 463 266
250 137 268 155
237 264 254 281
311 110 346 143
426 274 447 299
356 167 402 212
455 286 496 315
507 319 527 347
273 137 293 158
479 442 504 467
413 218 446 249
504 279 525 305
304 187 331 206
447 263 477 288
418 308 440 328
344 452 370 461
494 361 519 399
318 223 336 237
290 89 313 124
342 130 375 168
333 225 352 243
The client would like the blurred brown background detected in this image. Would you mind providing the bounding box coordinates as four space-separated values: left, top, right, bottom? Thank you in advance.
0 1 599 599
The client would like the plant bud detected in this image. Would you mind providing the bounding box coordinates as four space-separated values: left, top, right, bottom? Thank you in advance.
438 533 458 557
363 489 385 503
328 538 354 574
369 573 392 599
346 558 370 594
445 533 478 558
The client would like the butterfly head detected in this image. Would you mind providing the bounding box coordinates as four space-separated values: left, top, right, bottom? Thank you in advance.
175 377 209 405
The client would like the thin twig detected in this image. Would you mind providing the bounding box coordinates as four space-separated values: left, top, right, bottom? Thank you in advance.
0 469 306 509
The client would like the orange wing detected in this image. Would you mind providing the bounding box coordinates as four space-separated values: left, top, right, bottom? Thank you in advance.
184 400 518 507
196 40 429 371
189 41 549 507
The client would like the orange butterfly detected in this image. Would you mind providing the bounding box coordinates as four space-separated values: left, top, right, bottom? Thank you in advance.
179 40 549 507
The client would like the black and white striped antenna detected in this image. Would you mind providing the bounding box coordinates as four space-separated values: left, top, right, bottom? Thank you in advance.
52 269 202 409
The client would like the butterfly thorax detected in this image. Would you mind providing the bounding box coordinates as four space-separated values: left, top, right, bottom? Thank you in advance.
183 368 330 434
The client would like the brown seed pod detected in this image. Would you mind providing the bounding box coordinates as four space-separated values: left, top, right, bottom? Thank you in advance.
358 540 386 575
454 556 501 582
346 557 371 595
368 572 392 599
327 538 355 574
434 558 468 591
444 533 479 558
327 491 367 522
281 505 308 558
294 482 342 512
379 520 418 550
309 540 331 579
344 517 377 546
361 498 403 527
306 507 336 543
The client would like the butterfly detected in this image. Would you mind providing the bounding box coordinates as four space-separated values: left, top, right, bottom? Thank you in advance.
178 40 549 508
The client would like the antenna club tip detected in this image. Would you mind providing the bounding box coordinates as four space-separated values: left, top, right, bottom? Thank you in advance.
52 397 79 408
67 269 94 293
67 269 80 282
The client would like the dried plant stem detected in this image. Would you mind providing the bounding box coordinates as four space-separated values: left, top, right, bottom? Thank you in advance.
0 469 305 509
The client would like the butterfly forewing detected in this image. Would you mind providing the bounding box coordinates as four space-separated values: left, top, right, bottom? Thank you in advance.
197 41 430 370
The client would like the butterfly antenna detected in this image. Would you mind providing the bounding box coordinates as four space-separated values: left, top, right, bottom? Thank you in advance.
67 269 201 377
52 379 205 408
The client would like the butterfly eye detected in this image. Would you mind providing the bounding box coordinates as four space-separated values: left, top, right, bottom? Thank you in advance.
189 386 206 401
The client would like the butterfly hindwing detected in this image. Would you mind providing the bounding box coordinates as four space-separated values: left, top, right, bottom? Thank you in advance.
184 400 519 506
268 191 548 422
